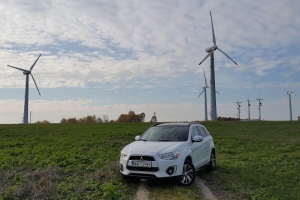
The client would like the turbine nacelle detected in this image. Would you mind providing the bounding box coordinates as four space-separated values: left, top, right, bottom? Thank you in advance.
23 71 31 75
205 45 218 53
287 91 295 96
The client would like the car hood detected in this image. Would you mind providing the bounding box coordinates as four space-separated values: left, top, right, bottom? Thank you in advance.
122 141 184 155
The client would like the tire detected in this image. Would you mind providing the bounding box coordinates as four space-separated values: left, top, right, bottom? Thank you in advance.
177 160 195 186
206 150 216 172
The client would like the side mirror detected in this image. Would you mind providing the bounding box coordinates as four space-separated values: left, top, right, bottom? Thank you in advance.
192 135 203 142
135 135 141 141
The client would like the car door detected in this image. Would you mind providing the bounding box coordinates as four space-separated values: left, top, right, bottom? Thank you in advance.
197 126 211 164
190 125 206 169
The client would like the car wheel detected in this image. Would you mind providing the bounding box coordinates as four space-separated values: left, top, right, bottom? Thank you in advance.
178 160 195 186
206 150 216 172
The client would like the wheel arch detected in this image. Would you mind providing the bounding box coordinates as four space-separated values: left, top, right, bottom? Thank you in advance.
185 155 193 163
211 148 216 155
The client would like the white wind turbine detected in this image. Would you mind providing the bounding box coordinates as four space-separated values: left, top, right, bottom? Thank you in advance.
199 11 238 120
198 68 220 121
7 54 42 124
198 69 209 121
281 79 296 121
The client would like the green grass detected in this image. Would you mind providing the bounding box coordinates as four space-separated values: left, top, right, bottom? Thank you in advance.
0 123 150 199
200 121 300 200
0 121 299 199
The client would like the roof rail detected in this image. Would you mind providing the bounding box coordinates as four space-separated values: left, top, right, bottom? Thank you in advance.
152 122 164 126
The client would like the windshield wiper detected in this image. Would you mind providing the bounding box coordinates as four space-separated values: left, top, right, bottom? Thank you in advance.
140 138 147 141
158 139 171 141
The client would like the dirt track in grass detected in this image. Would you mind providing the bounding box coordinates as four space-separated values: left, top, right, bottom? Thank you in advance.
134 177 219 200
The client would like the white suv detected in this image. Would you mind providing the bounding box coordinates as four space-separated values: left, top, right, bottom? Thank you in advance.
120 122 216 186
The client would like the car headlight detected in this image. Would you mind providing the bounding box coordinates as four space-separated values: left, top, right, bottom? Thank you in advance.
120 152 128 158
159 150 180 160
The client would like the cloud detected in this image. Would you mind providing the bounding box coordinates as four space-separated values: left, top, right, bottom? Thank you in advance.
1 1 300 123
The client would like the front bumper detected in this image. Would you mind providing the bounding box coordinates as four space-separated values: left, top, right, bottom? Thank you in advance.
120 153 184 179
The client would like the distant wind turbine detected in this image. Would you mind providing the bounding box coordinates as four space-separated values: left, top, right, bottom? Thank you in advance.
256 98 263 120
198 69 209 121
7 54 42 124
199 11 238 121
281 79 296 121
247 97 251 120
198 68 220 121
235 102 242 119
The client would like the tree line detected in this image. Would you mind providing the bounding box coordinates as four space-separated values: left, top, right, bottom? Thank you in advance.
33 111 148 124
60 114 109 124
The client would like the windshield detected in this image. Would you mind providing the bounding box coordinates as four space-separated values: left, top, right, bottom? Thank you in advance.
141 126 188 142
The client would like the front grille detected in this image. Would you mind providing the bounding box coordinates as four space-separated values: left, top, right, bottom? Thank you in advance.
129 156 155 161
127 166 159 172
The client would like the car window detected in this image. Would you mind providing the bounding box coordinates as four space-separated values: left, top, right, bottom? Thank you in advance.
196 126 208 137
202 127 210 136
191 126 200 139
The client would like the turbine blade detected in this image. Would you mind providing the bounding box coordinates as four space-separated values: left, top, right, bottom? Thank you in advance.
210 11 216 45
198 90 205 97
285 78 288 91
30 74 41 96
7 65 28 72
216 90 220 94
199 51 213 65
280 93 287 104
217 48 238 65
203 68 208 86
30 54 42 71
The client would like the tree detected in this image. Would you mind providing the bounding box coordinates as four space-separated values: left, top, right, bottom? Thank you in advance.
139 112 145 122
117 111 146 122
66 117 77 124
60 118 66 123
96 117 102 123
35 120 50 124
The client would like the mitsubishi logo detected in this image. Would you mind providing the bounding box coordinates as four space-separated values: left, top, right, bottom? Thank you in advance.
140 157 143 161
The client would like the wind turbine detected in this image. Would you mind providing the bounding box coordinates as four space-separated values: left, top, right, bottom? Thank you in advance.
199 11 238 120
235 102 242 119
7 54 42 124
256 98 263 120
247 97 251 120
198 68 209 121
281 79 296 121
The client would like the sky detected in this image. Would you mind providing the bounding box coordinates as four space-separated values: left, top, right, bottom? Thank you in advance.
0 0 300 124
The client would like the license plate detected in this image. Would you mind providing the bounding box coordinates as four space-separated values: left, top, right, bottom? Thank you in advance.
132 161 151 167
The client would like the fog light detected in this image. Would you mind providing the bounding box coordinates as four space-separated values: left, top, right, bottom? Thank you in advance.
120 164 124 172
166 166 176 175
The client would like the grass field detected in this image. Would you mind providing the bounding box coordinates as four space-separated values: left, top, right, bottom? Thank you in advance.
200 121 300 200
0 121 299 199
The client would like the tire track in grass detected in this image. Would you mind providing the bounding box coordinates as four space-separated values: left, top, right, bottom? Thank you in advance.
134 178 218 200
134 180 150 200
195 177 218 200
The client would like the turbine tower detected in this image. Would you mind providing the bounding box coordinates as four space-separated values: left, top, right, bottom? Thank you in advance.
235 102 242 119
7 54 42 124
199 11 238 120
198 68 209 121
247 98 251 120
257 98 263 120
281 79 296 121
